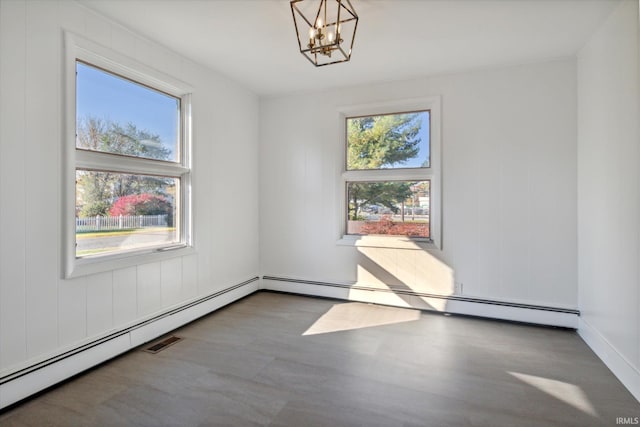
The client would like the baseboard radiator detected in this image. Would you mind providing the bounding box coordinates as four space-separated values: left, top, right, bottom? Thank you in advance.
0 277 260 410
261 275 579 329
1 274 581 410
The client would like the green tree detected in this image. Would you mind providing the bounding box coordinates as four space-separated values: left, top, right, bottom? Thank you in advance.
348 182 413 220
346 113 422 220
77 169 113 217
79 199 111 217
347 113 421 170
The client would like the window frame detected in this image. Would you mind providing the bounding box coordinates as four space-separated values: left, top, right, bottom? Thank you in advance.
337 96 442 250
63 32 194 278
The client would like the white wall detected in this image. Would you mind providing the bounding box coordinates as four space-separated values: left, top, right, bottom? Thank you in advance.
260 59 578 312
577 0 640 400
0 0 259 375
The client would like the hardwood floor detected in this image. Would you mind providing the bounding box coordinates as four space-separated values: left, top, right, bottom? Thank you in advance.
1 292 638 426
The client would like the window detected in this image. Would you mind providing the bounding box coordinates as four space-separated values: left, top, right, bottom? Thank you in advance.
64 34 193 277
346 180 430 238
347 111 431 170
339 98 441 248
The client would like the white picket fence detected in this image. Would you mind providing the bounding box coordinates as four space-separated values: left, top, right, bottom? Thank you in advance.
76 214 168 232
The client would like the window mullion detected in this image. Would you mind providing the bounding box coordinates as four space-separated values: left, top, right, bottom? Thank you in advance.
76 149 188 177
343 168 430 182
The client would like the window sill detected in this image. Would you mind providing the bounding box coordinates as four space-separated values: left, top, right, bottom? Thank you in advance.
336 235 437 250
66 245 195 279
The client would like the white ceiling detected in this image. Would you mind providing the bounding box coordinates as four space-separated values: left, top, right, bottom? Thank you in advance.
81 0 620 96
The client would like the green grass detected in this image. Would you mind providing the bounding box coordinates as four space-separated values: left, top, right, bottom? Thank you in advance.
76 247 121 257
76 227 175 239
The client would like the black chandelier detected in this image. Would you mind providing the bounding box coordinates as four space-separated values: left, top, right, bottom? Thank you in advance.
290 0 359 67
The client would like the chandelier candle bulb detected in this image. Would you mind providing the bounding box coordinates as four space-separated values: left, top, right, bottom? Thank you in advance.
308 27 315 45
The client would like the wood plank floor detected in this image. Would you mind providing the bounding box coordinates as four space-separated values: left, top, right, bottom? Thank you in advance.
1 292 638 426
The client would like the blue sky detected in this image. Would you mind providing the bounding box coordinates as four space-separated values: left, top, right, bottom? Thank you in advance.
77 62 430 168
402 110 430 168
76 62 179 158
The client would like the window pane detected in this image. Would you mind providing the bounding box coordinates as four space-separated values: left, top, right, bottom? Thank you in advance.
347 111 429 170
347 181 430 238
76 61 180 162
75 170 179 258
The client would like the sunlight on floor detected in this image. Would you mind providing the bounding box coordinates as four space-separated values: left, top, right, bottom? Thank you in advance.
302 302 421 336
509 371 598 417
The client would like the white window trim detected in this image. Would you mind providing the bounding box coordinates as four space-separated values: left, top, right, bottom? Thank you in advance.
63 32 195 279
336 96 442 250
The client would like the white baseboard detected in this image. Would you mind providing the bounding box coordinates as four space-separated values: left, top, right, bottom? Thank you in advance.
578 317 640 402
0 277 259 410
0 275 590 411
262 276 579 328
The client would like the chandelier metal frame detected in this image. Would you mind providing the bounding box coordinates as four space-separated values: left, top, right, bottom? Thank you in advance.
290 0 359 67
